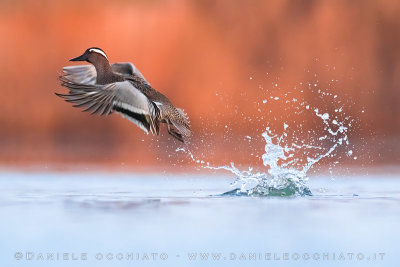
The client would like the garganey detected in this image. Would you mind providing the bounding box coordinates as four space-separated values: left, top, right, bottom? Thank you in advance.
56 47 191 143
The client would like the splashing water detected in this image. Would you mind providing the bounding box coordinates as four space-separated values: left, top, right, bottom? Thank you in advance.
178 75 353 197
178 107 351 196
205 105 350 197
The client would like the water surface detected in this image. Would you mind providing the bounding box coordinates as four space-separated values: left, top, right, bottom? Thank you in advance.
0 172 399 267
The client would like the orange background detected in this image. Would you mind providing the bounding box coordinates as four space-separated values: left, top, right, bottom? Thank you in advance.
0 0 399 171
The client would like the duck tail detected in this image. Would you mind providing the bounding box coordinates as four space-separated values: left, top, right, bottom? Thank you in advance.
170 108 191 139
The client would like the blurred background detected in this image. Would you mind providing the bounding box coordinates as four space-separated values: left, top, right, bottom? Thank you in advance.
0 0 399 172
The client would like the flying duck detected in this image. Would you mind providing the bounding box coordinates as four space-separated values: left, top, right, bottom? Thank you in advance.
56 47 191 143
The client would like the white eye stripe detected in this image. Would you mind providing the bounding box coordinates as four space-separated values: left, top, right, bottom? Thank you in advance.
89 48 108 60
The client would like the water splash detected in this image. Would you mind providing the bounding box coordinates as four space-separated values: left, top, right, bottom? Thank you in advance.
178 74 353 197
202 96 351 197
207 112 348 197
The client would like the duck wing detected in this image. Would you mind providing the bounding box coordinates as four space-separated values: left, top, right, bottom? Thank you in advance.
111 62 150 86
56 76 159 135
62 65 97 85
61 62 150 86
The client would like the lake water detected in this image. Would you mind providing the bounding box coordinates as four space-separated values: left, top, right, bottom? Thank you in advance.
0 171 399 267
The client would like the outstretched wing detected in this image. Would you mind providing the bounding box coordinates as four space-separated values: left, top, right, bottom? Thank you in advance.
62 65 97 85
111 62 150 86
56 76 159 135
61 62 150 86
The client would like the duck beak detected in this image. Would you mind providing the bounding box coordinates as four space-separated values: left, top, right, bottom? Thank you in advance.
70 54 86 62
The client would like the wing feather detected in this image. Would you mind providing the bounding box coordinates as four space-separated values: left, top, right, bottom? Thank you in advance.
112 62 150 86
57 76 158 134
62 65 97 85
61 63 150 86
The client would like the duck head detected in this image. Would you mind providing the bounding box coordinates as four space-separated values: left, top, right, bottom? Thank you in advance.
70 47 109 63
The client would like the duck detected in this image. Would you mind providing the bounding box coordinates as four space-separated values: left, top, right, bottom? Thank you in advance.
56 47 191 143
